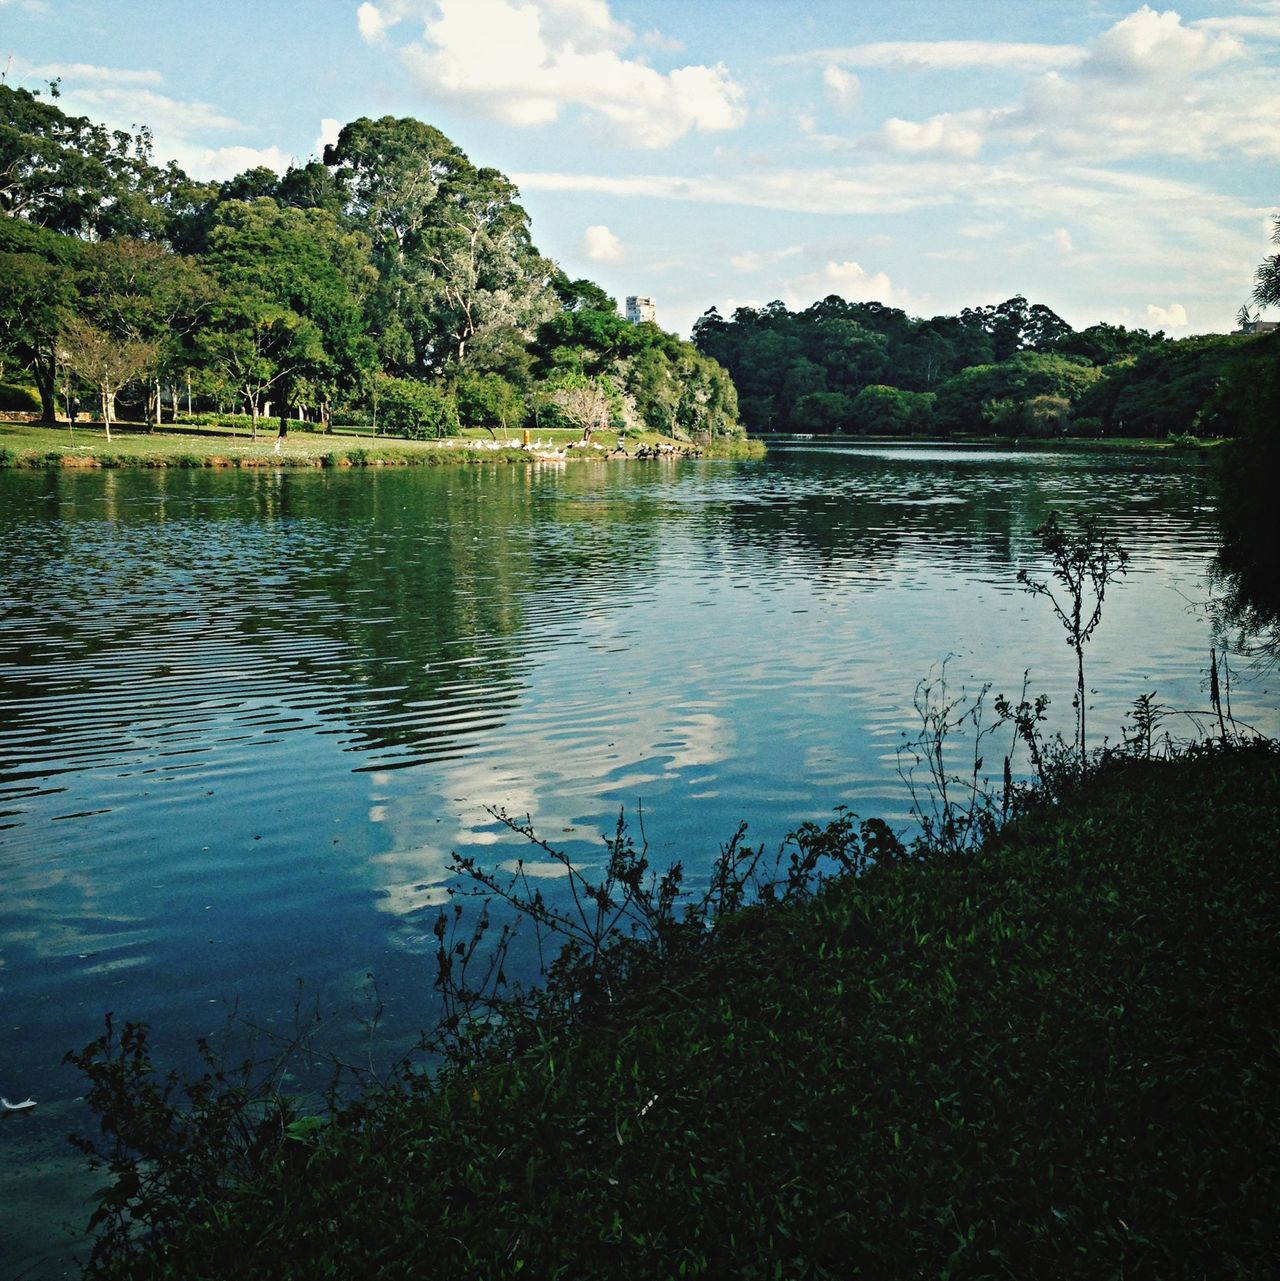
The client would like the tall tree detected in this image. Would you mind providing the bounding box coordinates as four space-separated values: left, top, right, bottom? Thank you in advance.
1 83 176 240
0 217 78 420
201 198 377 435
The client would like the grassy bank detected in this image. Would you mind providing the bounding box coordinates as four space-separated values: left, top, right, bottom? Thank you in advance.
72 742 1278 1279
759 432 1221 453
0 420 764 469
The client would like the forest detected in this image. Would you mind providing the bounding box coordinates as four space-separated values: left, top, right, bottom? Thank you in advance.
2 80 1276 446
0 83 741 442
693 291 1278 440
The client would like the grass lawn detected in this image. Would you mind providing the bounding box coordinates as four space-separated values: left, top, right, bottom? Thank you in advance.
0 419 763 468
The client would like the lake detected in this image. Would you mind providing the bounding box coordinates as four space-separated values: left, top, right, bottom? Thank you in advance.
1 444 1276 1274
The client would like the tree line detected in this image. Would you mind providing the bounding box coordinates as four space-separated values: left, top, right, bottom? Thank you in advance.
692 288 1275 440
0 83 741 442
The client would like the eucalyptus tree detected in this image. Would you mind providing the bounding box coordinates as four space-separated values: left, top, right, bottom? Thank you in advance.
0 82 181 241
72 236 211 425
324 116 553 373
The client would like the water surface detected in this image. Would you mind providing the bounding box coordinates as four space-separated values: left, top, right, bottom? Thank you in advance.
1 446 1274 1273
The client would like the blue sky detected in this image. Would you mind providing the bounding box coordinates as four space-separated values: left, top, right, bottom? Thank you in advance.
5 0 1278 337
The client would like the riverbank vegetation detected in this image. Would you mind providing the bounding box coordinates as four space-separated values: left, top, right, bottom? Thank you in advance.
694 293 1279 442
68 733 1279 1280
63 508 1277 1280
0 84 742 448
0 418 762 470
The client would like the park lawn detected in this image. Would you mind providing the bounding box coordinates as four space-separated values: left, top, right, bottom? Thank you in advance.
0 420 757 469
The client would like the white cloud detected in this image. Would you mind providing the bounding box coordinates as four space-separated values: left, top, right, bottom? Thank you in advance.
581 223 622 261
1051 227 1074 255
57 84 240 140
14 58 297 182
822 65 861 108
924 248 978 262
638 29 684 54
1195 13 1280 42
786 40 1086 72
1085 5 1242 81
1146 302 1188 327
866 7 1280 166
21 61 164 86
356 0 412 42
315 117 342 157
359 0 746 148
781 259 908 310
730 245 804 272
514 166 942 216
880 110 992 158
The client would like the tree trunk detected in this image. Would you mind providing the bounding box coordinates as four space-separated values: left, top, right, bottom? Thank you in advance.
34 346 58 424
100 385 112 442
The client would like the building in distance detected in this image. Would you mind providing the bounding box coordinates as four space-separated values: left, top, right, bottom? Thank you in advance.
625 295 656 325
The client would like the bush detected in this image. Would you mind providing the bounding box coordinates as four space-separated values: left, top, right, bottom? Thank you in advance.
67 744 1280 1280
376 376 460 439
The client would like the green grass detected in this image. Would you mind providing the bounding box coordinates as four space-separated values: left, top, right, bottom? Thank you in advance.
757 432 1224 454
72 742 1278 1280
0 420 761 469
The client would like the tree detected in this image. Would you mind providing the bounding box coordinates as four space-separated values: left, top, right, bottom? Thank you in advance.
933 352 1099 436
847 385 935 436
73 237 210 427
1253 214 1280 312
546 370 619 440
58 315 158 439
453 370 524 437
790 391 853 435
1 82 177 240
376 375 459 439
201 198 377 436
0 216 78 421
323 117 552 373
1018 513 1129 761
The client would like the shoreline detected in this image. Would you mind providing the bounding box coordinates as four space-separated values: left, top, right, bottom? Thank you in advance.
0 420 766 470
758 431 1222 454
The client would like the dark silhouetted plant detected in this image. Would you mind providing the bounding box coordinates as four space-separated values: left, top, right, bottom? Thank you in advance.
1018 511 1129 761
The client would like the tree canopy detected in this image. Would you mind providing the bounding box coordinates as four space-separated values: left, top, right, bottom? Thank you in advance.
0 86 743 439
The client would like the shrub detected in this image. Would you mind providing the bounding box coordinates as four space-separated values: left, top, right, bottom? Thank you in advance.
376 376 460 439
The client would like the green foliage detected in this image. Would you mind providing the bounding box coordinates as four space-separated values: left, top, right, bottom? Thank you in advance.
68 741 1280 1280
1077 334 1264 439
0 381 42 411
452 369 525 434
0 82 181 240
847 384 935 436
1212 331 1280 659
1252 213 1280 311
790 390 854 434
694 295 1076 434
376 375 460 439
933 353 1099 436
